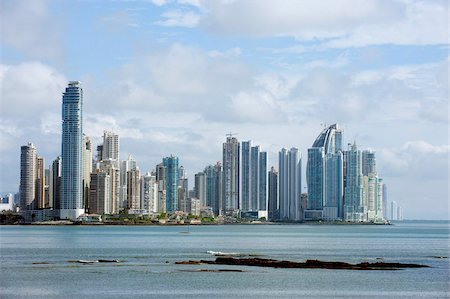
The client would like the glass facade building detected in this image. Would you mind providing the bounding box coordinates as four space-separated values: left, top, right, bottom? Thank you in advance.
163 156 179 212
60 81 84 220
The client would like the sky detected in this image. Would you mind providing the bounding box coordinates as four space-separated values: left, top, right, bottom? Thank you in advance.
0 0 448 220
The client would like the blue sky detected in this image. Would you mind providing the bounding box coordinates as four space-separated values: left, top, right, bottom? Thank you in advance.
0 0 448 219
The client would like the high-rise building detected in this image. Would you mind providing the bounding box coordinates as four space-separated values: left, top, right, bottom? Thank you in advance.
102 131 120 167
141 172 158 213
82 135 92 210
88 171 111 215
35 156 45 209
279 148 302 221
195 171 206 206
241 141 251 211
382 183 387 219
120 155 137 210
362 150 376 176
177 166 189 213
344 143 365 221
50 156 62 209
258 151 267 211
306 124 343 220
390 200 398 221
163 155 179 212
250 145 260 211
99 160 120 214
204 163 223 216
60 81 84 220
222 135 240 214
267 167 278 221
156 163 166 213
20 143 37 210
127 168 141 210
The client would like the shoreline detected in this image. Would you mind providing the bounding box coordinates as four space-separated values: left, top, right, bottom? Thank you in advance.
0 220 391 226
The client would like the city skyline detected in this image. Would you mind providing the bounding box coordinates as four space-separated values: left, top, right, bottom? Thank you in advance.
1 0 448 220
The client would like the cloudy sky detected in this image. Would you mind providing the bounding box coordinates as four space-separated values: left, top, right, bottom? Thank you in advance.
0 0 448 219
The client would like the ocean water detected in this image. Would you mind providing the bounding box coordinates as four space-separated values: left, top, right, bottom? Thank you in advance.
0 221 449 298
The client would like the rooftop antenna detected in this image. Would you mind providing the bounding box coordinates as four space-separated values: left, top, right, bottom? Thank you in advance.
226 132 237 138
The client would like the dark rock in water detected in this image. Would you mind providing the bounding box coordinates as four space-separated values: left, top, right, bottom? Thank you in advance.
98 259 120 263
176 257 429 271
178 269 245 273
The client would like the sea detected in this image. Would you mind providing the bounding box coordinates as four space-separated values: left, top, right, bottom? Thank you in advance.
0 221 449 298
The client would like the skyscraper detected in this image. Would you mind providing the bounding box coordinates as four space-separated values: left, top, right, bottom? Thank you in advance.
127 168 141 210
259 151 267 212
267 166 278 221
20 143 36 210
141 172 158 213
120 155 137 210
88 171 111 215
177 166 189 213
50 156 62 209
250 145 260 211
102 131 120 167
241 141 251 211
344 143 365 221
362 150 376 176
222 135 240 214
279 148 302 221
163 155 179 212
60 81 84 220
204 163 223 216
306 124 343 220
35 156 45 209
82 135 92 210
194 171 206 206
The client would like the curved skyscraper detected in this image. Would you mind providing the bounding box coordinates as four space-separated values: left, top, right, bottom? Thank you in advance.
306 124 343 220
60 81 84 220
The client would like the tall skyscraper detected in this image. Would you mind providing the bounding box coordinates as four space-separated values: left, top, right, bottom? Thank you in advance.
344 143 365 221
258 151 267 211
156 163 166 213
99 160 120 214
222 135 240 214
250 145 260 211
163 155 179 212
177 166 189 213
50 156 62 209
120 155 137 210
362 150 376 176
279 148 302 221
35 156 45 209
306 124 343 220
382 183 387 219
60 81 84 220
241 141 251 211
267 166 278 221
194 171 206 206
88 171 111 215
141 172 158 213
127 168 141 210
20 143 37 210
204 163 223 216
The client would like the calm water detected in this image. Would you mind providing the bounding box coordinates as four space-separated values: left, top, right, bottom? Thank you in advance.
1 221 449 298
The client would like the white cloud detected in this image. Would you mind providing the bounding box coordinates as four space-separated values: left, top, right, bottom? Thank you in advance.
195 0 448 47
230 91 286 123
156 10 200 27
0 0 63 60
